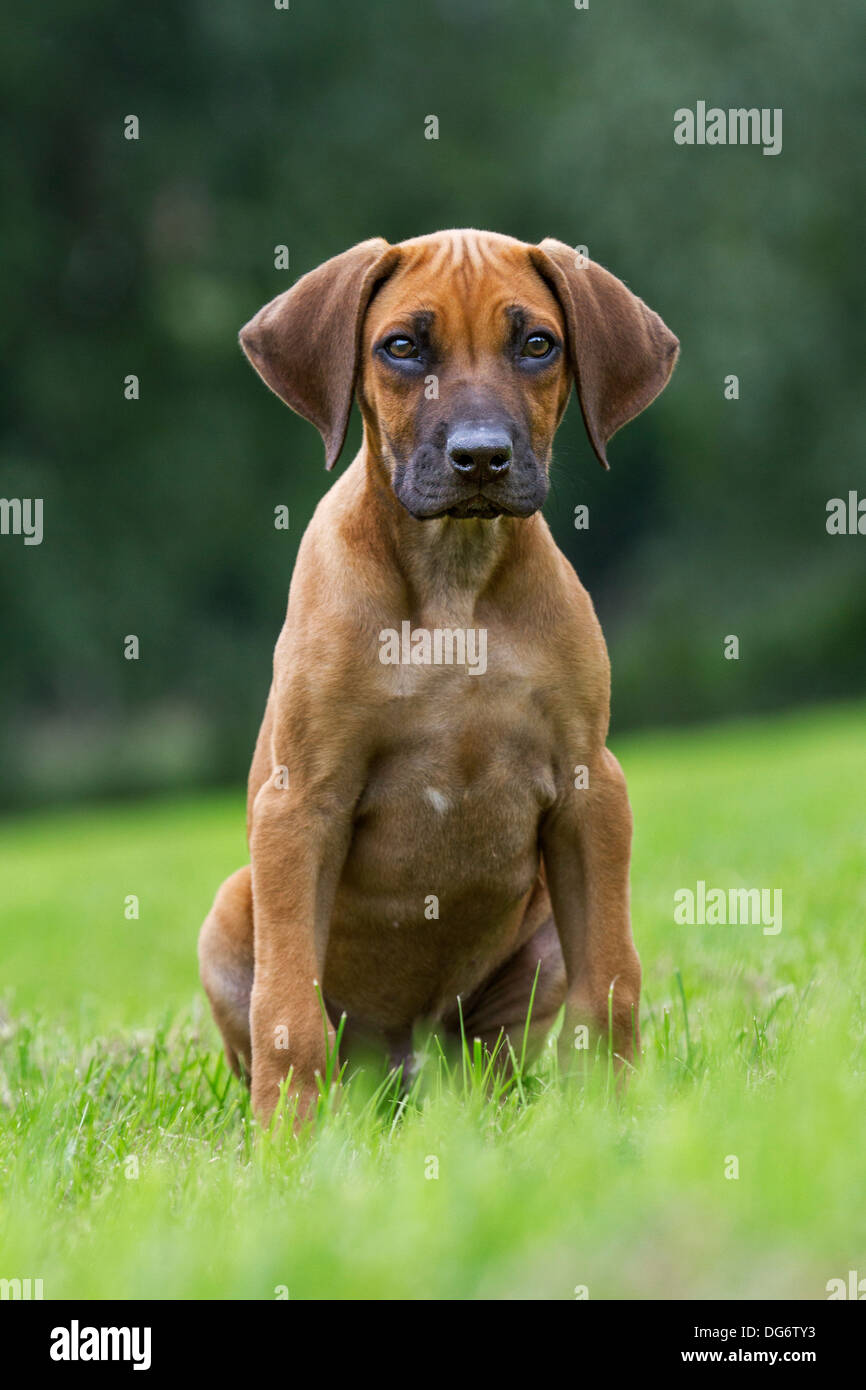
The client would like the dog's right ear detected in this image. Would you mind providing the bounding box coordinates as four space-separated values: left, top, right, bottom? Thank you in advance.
239 238 400 470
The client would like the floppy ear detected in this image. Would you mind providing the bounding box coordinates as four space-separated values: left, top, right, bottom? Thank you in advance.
530 238 679 470
239 237 400 470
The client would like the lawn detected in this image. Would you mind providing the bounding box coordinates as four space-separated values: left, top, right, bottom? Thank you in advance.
0 702 864 1300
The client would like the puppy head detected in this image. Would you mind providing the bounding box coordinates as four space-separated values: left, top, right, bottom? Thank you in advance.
239 230 679 520
359 230 570 519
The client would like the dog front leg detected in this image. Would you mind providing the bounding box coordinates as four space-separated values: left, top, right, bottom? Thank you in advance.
248 781 350 1125
541 748 641 1073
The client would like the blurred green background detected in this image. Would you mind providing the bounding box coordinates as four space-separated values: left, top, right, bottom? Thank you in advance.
2 0 864 807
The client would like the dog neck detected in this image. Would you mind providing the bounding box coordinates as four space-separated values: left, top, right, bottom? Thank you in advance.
355 439 527 620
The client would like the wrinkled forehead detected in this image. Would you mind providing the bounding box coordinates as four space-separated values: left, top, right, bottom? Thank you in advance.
364 230 564 347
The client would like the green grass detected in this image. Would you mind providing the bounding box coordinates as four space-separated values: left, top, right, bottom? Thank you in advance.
1 702 864 1300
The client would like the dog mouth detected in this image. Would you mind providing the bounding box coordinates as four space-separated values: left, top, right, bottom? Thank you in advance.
393 461 549 522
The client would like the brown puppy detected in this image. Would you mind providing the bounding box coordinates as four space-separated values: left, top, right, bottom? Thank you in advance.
198 230 678 1122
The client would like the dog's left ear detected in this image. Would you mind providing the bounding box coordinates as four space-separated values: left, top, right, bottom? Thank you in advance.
530 238 679 469
239 237 401 469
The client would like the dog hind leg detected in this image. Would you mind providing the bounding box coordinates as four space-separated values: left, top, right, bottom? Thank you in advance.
455 913 567 1068
198 865 254 1079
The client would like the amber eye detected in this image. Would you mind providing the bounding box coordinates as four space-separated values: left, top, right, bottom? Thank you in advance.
383 335 419 359
522 332 555 359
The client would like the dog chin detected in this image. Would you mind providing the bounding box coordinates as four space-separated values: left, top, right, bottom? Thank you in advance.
445 499 505 520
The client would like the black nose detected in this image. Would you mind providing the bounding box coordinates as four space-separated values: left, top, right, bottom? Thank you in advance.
447 427 512 482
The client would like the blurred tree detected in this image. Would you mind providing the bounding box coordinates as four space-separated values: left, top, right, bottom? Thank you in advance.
1 0 863 804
